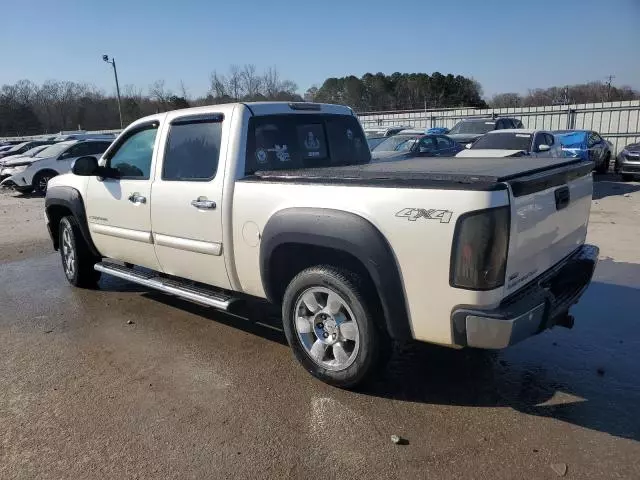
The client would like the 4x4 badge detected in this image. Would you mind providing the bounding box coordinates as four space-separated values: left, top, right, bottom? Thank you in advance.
395 208 453 223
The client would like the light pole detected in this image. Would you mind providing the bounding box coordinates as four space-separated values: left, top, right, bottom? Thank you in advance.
102 54 123 129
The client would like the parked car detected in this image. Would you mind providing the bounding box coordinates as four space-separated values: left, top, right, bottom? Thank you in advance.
0 145 51 180
0 140 55 160
367 136 386 150
1 139 112 194
553 130 612 174
371 133 462 162
363 125 412 138
44 101 597 388
52 133 117 142
426 127 450 134
456 130 562 158
615 141 640 181
448 117 524 146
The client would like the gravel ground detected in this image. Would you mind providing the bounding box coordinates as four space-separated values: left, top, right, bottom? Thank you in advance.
1 176 639 479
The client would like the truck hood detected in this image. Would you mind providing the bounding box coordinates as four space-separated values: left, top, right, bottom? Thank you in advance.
456 149 526 158
448 133 483 144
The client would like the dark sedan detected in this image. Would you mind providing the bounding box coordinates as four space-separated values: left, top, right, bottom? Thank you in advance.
371 134 462 162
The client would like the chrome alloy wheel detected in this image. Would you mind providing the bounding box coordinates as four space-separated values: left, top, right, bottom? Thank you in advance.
293 287 360 371
61 223 76 279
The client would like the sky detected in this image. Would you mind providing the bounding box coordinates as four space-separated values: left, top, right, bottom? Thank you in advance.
1 0 639 100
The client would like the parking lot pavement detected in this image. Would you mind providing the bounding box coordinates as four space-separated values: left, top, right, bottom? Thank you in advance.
1 179 640 479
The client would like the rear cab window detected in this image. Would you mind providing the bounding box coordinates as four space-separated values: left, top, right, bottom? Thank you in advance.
245 114 370 174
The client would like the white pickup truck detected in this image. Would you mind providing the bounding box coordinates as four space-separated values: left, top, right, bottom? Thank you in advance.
44 102 598 388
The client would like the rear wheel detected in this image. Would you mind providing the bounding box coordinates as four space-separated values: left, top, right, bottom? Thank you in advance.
33 171 57 195
282 266 389 388
59 216 101 288
595 154 610 174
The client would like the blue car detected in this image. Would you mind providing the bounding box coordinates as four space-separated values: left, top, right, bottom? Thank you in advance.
553 130 613 174
426 127 450 135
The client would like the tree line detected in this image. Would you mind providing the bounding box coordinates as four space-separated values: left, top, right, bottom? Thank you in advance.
1 65 639 137
0 65 302 137
490 82 639 108
307 72 487 111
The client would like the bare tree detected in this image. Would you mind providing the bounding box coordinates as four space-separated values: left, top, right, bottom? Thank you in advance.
228 65 242 100
263 66 280 98
490 92 522 108
179 80 189 101
149 79 172 110
209 71 228 99
241 64 261 99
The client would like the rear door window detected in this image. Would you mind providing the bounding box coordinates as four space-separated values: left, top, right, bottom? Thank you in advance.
245 114 370 174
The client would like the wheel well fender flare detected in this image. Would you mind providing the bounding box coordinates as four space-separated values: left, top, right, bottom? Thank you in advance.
45 186 100 256
260 207 412 340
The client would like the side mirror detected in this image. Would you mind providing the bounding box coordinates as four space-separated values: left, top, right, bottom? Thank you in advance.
72 156 99 176
538 144 551 152
465 143 472 149
72 156 120 179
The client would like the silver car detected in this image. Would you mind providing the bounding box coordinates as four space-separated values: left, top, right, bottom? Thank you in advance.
615 142 640 181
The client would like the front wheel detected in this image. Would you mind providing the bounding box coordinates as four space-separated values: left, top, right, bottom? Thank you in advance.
59 216 101 288
282 266 389 388
33 171 57 195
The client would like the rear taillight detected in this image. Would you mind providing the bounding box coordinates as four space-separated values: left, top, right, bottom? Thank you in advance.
450 206 510 290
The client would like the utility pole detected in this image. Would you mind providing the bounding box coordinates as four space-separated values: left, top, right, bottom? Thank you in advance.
102 55 123 129
605 75 615 101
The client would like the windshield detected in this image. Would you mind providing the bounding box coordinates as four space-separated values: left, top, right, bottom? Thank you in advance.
471 132 532 151
6 142 29 153
450 120 496 135
35 143 72 158
367 137 386 150
23 145 47 157
374 135 420 152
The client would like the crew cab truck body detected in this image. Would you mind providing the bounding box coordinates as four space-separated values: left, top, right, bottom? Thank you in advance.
44 102 598 388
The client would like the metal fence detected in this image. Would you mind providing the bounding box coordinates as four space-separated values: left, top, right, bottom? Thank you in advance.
358 100 640 155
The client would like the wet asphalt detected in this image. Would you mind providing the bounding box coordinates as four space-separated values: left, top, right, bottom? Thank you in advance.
1 178 639 479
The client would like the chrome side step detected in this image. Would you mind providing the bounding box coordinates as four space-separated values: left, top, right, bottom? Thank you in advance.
95 261 235 310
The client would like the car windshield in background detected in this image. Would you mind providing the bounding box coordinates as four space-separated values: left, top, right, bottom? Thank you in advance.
449 121 496 135
6 142 29 152
471 132 532 151
374 135 420 152
367 137 386 150
35 143 72 158
245 114 370 173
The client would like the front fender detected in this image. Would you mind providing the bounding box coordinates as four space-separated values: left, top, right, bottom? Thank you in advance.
45 186 100 257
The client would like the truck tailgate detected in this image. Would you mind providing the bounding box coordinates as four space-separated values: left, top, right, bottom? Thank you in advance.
503 160 594 294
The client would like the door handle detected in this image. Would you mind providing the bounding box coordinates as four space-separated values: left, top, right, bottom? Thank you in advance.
128 193 146 204
191 197 216 209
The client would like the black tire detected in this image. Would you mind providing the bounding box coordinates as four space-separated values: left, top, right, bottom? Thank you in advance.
621 173 634 182
595 154 610 174
33 170 57 195
59 216 101 288
282 266 389 389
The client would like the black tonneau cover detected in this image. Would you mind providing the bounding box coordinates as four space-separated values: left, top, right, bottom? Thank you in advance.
244 157 593 194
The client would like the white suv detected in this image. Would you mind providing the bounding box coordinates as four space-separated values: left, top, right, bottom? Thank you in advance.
1 139 112 195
